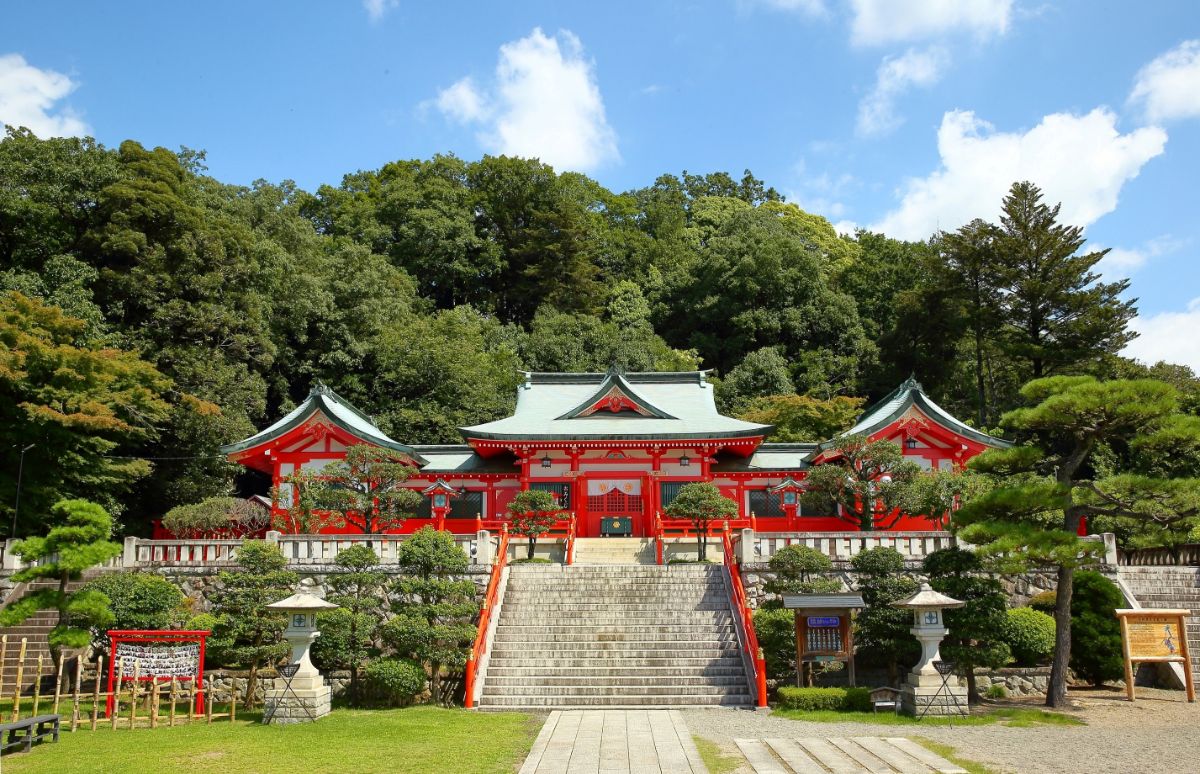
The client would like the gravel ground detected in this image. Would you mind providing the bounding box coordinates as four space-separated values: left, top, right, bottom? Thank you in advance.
683 687 1200 774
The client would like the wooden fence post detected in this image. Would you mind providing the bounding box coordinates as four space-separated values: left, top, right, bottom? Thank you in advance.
31 654 42 716
92 655 103 731
111 659 123 730
12 637 27 722
129 662 139 730
71 657 82 732
53 652 64 715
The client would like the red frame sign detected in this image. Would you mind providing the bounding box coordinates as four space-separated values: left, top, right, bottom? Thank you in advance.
106 629 210 716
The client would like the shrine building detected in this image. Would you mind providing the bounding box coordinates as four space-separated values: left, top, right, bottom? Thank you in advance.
221 370 1006 537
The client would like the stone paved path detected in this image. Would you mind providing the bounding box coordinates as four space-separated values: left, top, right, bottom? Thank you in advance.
734 737 967 774
519 709 708 773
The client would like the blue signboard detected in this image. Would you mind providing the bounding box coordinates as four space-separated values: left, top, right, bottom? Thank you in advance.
807 616 840 628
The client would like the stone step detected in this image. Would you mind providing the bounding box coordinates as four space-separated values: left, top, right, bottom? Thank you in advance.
484 674 749 687
496 602 731 613
476 694 752 707
494 630 737 643
495 621 734 632
486 665 748 677
491 648 740 660
481 683 748 697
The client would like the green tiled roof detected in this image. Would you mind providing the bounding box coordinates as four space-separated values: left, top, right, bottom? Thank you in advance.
460 369 772 442
711 443 817 472
220 383 426 462
819 376 1009 450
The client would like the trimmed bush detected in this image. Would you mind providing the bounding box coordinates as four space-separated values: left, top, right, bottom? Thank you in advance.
363 658 427 706
1028 591 1057 614
1069 570 1125 686
753 607 795 682
83 572 185 651
1004 607 1056 666
776 686 871 712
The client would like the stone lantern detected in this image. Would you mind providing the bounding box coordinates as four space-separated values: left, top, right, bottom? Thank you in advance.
892 583 967 717
263 592 338 724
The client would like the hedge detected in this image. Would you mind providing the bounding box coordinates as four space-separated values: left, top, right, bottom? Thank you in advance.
1004 607 1056 666
776 686 871 712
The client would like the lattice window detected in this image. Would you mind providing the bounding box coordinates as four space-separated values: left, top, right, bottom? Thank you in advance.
660 482 685 509
586 490 642 514
748 489 785 518
448 490 483 519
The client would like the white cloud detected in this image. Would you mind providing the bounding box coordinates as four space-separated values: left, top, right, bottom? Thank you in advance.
849 0 1012 46
431 28 618 173
435 77 487 123
857 46 948 137
871 108 1167 241
1125 298 1200 372
1129 40 1200 123
0 53 89 138
1094 235 1185 278
363 0 399 22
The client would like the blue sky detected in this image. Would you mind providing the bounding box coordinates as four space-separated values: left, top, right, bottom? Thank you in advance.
2 1 1199 368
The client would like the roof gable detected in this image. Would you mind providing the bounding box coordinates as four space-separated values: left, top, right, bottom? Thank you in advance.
557 369 676 419
821 376 1008 451
221 383 425 463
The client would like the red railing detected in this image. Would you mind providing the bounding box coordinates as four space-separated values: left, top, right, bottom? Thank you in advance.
565 513 577 565
722 524 768 708
653 512 665 565
464 524 510 709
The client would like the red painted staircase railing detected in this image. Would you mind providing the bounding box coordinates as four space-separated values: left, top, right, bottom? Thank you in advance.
464 524 510 709
722 524 768 708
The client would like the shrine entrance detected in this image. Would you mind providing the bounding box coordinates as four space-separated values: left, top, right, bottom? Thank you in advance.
583 477 646 537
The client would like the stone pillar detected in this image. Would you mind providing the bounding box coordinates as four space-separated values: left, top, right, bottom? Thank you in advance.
739 528 756 565
476 530 493 566
122 536 139 570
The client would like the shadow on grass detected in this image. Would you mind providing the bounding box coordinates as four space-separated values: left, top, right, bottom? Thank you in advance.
773 706 1084 727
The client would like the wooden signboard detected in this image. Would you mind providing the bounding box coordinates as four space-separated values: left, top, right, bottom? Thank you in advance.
1115 609 1195 702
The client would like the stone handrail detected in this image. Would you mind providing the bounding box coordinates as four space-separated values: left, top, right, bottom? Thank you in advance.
107 531 494 570
749 531 958 563
1118 543 1200 566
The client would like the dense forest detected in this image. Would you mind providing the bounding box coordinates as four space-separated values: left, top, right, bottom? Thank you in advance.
2 127 1194 536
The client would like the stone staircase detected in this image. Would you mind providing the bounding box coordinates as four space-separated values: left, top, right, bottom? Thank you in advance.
478 564 753 708
1117 566 1200 680
0 580 82 692
571 538 656 565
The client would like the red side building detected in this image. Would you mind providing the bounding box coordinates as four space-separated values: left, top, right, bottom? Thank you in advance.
220 370 1006 536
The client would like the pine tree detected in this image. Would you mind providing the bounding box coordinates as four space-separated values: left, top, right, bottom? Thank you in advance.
316 545 388 706
956 376 1200 707
994 182 1136 380
803 437 921 531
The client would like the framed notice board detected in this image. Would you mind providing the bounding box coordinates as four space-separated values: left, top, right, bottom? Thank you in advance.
1115 609 1195 702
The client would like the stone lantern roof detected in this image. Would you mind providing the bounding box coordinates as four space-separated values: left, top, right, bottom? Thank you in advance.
892 583 964 610
266 593 338 611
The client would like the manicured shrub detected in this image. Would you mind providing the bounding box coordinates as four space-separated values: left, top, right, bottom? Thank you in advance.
83 572 186 652
1004 607 1056 666
1028 591 1057 614
363 658 427 706
776 686 871 712
1069 571 1125 686
753 606 795 682
765 545 841 595
850 547 919 681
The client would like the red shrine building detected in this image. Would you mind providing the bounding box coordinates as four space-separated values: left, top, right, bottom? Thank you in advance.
221 370 1006 537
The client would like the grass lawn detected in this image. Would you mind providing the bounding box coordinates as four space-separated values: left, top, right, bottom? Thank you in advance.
773 706 1084 727
914 737 1004 774
692 735 741 773
2 706 539 774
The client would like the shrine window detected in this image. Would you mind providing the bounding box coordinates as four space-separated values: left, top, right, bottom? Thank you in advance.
748 489 785 518
448 490 484 519
798 489 839 518
530 482 571 510
660 482 685 509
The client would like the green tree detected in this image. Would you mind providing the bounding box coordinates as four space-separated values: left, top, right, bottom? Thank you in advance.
664 482 739 561
939 219 1006 426
1068 570 1125 686
207 540 297 707
82 572 185 653
383 527 476 705
297 444 424 533
715 348 795 413
0 499 121 667
922 547 1011 703
850 547 919 684
162 496 268 538
956 376 1200 707
313 545 389 706
736 395 863 443
764 545 843 686
506 489 562 560
803 437 922 530
993 182 1136 380
0 292 171 531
